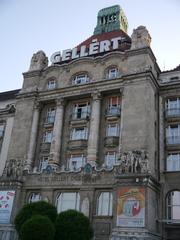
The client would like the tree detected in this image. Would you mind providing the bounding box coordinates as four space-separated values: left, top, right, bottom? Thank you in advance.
19 215 55 240
14 201 57 234
54 209 93 240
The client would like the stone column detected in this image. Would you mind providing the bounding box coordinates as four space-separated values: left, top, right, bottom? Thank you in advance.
87 92 101 165
26 102 41 170
49 98 64 169
118 88 124 156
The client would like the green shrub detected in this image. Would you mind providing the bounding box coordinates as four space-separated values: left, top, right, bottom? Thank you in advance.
55 209 93 240
14 201 57 234
19 215 55 240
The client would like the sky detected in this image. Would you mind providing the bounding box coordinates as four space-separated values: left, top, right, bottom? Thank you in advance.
0 0 180 92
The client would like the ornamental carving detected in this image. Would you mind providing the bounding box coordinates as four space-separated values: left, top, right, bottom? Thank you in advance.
3 158 24 179
29 50 48 71
131 26 151 50
116 150 149 174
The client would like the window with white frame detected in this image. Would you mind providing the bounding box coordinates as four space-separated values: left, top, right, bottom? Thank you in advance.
42 130 52 143
72 74 89 85
106 123 119 137
0 124 5 138
70 127 88 140
69 154 86 170
166 98 180 116
97 192 113 216
46 107 56 123
166 125 180 144
47 79 56 90
105 152 117 168
73 102 90 119
28 193 41 203
56 192 80 213
167 153 180 171
107 68 119 79
167 191 180 221
39 156 49 172
107 96 121 115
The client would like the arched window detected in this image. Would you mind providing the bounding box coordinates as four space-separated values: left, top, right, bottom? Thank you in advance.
47 79 56 90
72 73 89 85
28 193 41 203
106 66 119 80
97 192 113 216
56 192 80 213
167 191 180 221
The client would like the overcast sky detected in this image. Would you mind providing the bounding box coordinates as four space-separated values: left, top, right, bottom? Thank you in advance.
0 0 179 92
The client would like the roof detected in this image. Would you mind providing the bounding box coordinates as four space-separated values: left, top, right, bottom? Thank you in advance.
77 30 131 52
0 89 20 101
173 64 180 71
162 64 180 73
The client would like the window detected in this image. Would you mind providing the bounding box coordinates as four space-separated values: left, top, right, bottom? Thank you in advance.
72 74 89 85
107 68 119 79
39 156 49 171
28 193 41 203
166 125 180 144
109 14 117 22
46 107 56 123
47 79 56 90
167 153 180 171
42 130 52 143
167 191 180 221
105 152 117 168
0 124 5 138
69 154 86 170
166 98 180 117
107 96 121 115
106 123 119 137
97 192 112 216
56 192 80 213
73 102 90 119
70 127 88 140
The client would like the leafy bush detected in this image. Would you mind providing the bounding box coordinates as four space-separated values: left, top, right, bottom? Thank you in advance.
14 201 57 234
19 215 55 240
54 209 93 240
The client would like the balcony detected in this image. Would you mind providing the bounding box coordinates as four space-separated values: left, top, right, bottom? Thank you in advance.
104 136 119 147
105 107 121 119
166 136 180 145
71 111 90 124
40 143 51 152
166 109 180 118
44 116 55 126
68 139 88 150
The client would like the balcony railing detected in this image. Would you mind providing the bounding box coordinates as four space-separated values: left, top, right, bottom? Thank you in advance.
106 107 121 116
166 108 180 118
45 116 55 124
71 111 90 120
166 136 180 145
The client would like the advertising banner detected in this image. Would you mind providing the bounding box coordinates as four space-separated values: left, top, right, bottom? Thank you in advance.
117 187 145 227
0 190 15 224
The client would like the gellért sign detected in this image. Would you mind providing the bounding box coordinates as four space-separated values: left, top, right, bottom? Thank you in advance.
51 37 125 64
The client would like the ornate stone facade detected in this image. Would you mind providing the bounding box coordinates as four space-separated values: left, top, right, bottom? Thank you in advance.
0 4 180 240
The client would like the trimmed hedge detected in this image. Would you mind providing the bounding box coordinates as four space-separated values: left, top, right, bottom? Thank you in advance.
54 209 93 240
20 215 55 240
14 201 57 234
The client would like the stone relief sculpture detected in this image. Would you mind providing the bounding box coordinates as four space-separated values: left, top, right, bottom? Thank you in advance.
131 26 151 50
29 50 48 71
4 159 24 179
116 150 149 174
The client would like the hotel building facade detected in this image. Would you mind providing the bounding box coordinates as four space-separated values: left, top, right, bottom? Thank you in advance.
0 5 180 240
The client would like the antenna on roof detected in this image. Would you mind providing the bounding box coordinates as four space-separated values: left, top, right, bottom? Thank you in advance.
163 60 166 71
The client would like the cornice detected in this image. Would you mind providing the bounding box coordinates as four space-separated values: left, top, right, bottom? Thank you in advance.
23 70 42 78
